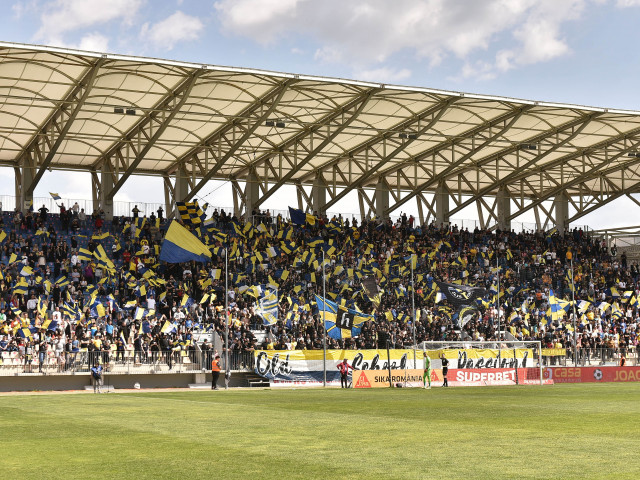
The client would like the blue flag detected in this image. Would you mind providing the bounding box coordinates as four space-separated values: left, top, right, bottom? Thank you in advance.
159 221 211 263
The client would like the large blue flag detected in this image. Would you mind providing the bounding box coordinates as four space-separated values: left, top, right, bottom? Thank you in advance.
288 207 316 226
159 221 211 263
314 294 374 340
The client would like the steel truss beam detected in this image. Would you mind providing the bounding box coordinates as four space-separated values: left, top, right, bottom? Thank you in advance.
250 88 380 209
17 58 104 195
439 113 603 218
504 129 640 223
173 78 295 203
387 111 602 216
106 71 202 200
318 97 458 211
355 105 535 216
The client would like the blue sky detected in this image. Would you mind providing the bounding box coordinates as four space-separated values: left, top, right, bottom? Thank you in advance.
2 0 640 228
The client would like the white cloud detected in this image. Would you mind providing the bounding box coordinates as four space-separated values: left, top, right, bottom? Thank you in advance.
12 0 38 19
214 0 591 80
77 32 109 52
33 0 144 49
353 67 412 83
214 0 299 44
616 0 640 6
140 10 204 50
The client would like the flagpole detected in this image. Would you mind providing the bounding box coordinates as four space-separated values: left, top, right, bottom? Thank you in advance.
496 251 501 357
569 252 577 366
224 247 229 390
322 249 327 388
411 254 416 369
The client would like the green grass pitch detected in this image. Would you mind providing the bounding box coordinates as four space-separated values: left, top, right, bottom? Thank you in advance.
1 384 638 479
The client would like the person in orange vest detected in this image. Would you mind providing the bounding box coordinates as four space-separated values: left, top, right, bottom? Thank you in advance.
211 354 221 390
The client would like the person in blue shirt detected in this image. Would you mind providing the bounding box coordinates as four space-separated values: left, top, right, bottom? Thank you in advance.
90 361 103 393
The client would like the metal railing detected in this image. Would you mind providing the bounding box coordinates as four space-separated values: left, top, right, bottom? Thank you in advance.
0 348 256 376
541 347 639 367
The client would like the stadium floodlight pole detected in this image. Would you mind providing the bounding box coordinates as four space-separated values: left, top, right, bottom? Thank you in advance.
224 247 229 390
322 249 327 387
411 253 416 369
568 251 578 366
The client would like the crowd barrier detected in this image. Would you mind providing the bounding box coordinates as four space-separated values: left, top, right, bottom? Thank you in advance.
0 348 255 376
541 347 639 367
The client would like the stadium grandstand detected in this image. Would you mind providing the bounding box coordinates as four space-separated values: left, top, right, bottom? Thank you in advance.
0 42 639 390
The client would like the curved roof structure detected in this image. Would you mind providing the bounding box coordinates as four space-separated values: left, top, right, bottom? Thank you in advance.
2 41 640 228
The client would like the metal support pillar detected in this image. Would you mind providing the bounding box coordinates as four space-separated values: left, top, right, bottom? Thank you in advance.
163 174 173 219
497 187 511 232
100 164 114 221
435 181 449 227
375 179 389 220
245 170 260 220
174 165 190 217
554 192 569 235
312 173 327 216
16 162 34 213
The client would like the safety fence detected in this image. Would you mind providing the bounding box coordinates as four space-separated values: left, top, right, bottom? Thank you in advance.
0 193 593 234
0 348 255 376
541 347 639 367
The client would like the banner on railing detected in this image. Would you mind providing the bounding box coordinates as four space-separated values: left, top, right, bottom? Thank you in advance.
443 348 533 369
544 366 640 383
254 349 420 387
541 348 566 357
253 348 535 387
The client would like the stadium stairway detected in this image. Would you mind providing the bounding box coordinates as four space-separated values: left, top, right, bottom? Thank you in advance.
245 373 270 388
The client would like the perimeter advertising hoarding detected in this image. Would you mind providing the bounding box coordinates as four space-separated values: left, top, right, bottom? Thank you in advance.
352 369 441 388
544 366 640 383
254 348 534 387
447 368 550 386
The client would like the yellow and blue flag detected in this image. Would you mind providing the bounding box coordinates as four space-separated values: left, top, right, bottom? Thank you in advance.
288 206 316 226
159 221 211 263
314 294 374 340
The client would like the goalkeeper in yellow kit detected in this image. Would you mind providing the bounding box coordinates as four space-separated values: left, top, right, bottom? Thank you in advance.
423 352 431 389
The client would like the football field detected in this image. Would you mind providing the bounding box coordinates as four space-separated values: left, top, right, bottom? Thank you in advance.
1 383 638 479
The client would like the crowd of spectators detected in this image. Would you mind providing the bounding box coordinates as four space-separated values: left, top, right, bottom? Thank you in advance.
0 200 637 374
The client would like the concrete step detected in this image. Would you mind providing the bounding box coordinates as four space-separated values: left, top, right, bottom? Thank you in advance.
83 384 115 392
188 383 212 389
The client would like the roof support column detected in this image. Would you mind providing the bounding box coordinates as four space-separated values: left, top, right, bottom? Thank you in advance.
163 174 173 220
312 173 326 216
375 179 389 221
15 161 34 213
174 164 190 218
497 187 511 232
245 169 260 221
435 181 449 227
100 163 114 221
554 192 569 236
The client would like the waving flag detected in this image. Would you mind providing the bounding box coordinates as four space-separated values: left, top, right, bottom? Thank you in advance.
435 281 486 328
547 290 565 324
257 289 279 326
159 221 211 263
314 294 374 340
288 207 316 226
49 192 61 201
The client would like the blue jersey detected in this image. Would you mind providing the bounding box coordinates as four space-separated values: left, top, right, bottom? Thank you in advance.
91 365 103 379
